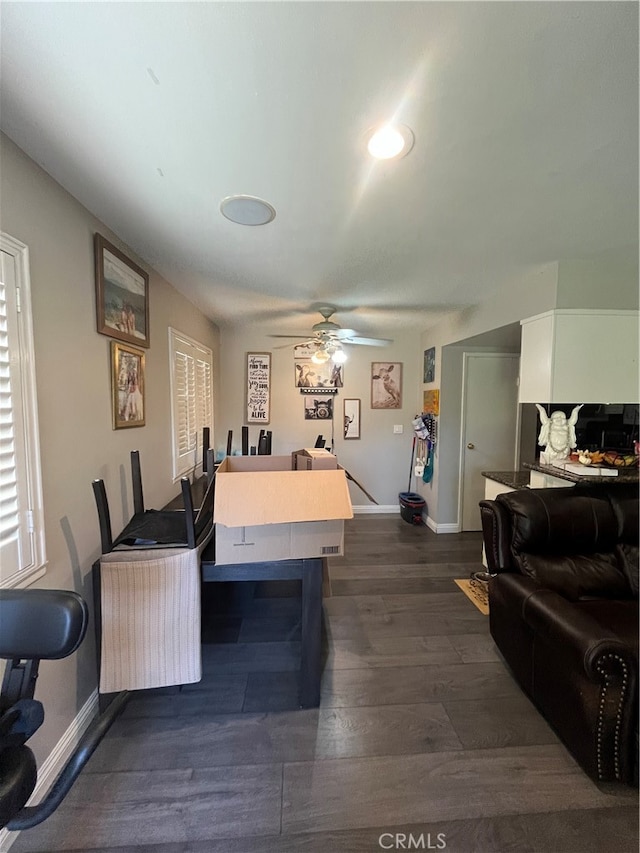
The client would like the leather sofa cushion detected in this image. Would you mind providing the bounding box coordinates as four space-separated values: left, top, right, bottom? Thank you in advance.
519 550 631 601
617 544 640 596
497 489 619 557
605 483 640 544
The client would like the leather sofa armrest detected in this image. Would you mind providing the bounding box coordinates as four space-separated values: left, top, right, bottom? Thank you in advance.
489 571 539 604
479 499 513 573
518 583 637 783
521 588 636 680
490 572 638 783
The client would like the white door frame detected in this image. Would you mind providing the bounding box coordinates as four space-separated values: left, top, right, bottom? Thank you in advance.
457 351 520 530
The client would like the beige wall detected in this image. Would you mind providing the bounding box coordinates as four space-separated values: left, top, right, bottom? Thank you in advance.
0 134 219 765
418 264 559 527
217 325 422 507
556 246 639 310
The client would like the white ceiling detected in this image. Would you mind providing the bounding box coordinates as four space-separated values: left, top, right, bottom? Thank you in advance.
0 2 637 340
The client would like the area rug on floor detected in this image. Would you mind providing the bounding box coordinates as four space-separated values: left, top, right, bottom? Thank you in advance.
454 578 489 615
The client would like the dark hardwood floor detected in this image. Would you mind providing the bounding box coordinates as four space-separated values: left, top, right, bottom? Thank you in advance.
9 516 638 853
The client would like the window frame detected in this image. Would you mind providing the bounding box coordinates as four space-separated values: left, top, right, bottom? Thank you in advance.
0 232 46 589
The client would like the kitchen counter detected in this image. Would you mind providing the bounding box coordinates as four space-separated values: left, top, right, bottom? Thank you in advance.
524 461 639 485
481 471 531 490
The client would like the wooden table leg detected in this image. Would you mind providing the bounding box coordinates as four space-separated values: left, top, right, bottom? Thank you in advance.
300 558 323 708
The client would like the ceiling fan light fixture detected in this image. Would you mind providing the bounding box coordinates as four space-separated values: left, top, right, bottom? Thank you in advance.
220 195 276 226
367 124 414 160
331 349 347 364
311 349 330 364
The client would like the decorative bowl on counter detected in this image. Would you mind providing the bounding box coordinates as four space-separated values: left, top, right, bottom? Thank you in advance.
600 451 639 469
575 450 638 468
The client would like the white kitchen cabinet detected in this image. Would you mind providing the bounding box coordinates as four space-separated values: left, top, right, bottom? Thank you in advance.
519 309 639 403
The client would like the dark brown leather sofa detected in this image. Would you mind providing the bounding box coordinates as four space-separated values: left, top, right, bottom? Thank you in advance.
480 483 639 784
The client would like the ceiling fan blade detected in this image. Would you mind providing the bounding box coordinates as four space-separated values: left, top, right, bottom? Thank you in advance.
332 328 358 340
342 336 393 347
269 307 393 350
272 338 317 349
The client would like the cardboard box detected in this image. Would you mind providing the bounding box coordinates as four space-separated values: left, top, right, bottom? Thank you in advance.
292 448 339 470
214 455 353 564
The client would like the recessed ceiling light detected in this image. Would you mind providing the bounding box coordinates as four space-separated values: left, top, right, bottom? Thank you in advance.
220 195 276 226
367 124 414 160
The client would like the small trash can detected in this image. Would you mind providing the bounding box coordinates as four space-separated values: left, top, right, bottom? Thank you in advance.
398 491 426 525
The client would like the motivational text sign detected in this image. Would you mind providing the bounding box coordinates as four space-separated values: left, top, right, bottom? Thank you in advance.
246 353 271 424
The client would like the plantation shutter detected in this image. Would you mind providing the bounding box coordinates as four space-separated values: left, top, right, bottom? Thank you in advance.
0 251 34 579
169 328 213 479
175 350 196 461
195 357 212 439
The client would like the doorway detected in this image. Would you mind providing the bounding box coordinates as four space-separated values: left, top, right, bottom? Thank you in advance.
459 352 520 531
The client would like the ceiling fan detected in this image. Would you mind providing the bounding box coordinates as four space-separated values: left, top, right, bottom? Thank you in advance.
270 306 392 363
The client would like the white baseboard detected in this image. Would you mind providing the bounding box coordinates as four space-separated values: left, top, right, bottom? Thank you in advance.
352 504 399 514
426 518 461 534
0 689 99 852
352 506 460 533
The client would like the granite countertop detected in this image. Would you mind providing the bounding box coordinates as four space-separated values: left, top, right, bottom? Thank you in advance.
481 470 531 489
523 461 639 485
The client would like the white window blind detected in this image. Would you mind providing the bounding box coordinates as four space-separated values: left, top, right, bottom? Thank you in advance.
0 265 22 571
169 328 213 479
0 235 45 587
196 358 212 435
175 350 196 459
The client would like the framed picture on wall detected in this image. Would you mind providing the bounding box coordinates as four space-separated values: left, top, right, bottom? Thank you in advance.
371 362 403 409
95 234 150 348
343 398 361 439
246 352 271 424
424 347 436 383
423 389 440 415
111 341 145 429
304 397 334 420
